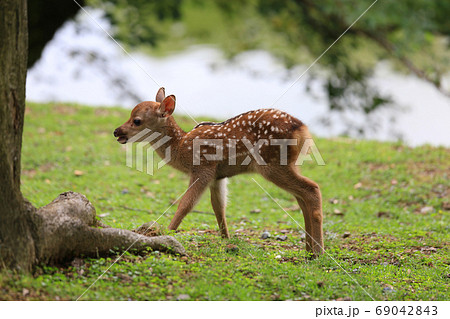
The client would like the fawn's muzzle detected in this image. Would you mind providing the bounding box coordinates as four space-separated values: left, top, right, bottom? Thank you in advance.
114 127 128 144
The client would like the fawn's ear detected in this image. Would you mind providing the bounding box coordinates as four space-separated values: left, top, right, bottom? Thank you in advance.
159 95 176 117
155 87 165 103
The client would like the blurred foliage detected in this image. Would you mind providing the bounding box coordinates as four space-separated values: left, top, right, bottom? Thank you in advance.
86 0 449 133
30 0 449 133
88 0 182 47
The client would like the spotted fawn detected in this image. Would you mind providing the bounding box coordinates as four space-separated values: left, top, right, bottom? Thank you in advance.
114 88 324 256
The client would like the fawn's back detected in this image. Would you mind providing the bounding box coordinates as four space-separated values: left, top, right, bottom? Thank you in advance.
176 108 310 178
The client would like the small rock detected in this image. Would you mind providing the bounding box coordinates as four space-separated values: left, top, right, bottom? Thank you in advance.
275 255 281 259
354 182 362 189
261 231 271 239
329 198 339 204
391 179 398 185
342 232 351 238
180 256 189 262
382 286 394 293
71 257 84 268
121 188 129 194
250 209 261 214
22 288 30 297
333 209 343 215
276 235 288 241
225 244 239 253
420 206 433 214
98 213 110 218
176 294 190 301
74 170 84 176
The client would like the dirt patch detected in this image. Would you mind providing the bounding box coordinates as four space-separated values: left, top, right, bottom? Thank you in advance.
95 108 123 117
53 104 79 115
132 221 162 237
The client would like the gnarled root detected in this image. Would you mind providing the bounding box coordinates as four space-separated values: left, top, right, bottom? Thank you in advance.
32 192 186 264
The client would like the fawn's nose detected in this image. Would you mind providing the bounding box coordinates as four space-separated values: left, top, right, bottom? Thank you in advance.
113 128 120 137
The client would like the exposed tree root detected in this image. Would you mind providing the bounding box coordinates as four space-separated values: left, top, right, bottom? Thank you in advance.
30 192 186 265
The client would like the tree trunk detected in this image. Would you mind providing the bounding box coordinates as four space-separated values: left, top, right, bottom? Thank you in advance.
0 0 36 271
0 0 185 272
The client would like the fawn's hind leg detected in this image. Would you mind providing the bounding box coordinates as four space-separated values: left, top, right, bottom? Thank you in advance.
210 178 230 238
259 165 324 256
296 197 313 253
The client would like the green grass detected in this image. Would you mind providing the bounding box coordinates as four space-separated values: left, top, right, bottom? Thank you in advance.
1 102 448 300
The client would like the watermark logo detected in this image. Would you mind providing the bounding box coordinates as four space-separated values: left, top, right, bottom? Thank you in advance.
125 130 325 175
126 128 172 175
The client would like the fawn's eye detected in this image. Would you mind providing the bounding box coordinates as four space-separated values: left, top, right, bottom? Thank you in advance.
133 119 141 126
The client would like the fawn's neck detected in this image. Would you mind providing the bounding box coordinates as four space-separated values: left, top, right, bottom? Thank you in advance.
151 116 186 159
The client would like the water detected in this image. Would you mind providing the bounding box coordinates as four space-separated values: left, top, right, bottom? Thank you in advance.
26 10 450 147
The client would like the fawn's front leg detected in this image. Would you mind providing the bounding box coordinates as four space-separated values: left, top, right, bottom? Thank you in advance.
168 171 214 231
210 178 230 238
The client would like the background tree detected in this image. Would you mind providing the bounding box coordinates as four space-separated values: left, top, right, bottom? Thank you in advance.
28 0 85 68
90 0 449 134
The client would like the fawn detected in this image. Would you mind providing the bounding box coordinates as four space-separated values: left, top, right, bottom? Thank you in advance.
114 88 324 256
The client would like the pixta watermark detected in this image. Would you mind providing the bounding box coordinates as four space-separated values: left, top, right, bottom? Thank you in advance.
125 129 325 175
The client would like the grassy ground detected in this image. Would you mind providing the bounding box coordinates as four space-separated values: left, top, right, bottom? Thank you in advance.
0 102 448 301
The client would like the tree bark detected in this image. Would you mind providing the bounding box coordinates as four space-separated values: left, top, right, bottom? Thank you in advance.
33 192 186 264
0 0 185 272
0 0 36 271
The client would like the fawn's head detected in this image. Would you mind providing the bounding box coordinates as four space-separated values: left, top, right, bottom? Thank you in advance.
113 87 176 144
